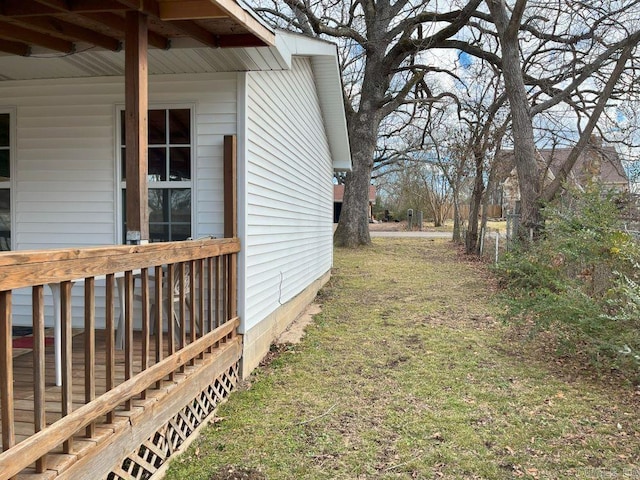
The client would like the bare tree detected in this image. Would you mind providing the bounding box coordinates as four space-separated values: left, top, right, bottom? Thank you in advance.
477 0 640 235
253 0 483 247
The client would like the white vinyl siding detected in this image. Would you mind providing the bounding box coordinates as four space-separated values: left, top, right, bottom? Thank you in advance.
243 57 333 332
0 73 236 326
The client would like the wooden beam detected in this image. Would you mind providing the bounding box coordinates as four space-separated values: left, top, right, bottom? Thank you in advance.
0 38 30 56
12 16 121 51
159 0 227 20
81 12 170 49
24 0 128 14
0 21 74 52
112 0 161 17
0 1 59 17
223 135 237 239
68 0 129 12
211 0 275 47
124 10 149 244
168 20 219 48
218 33 270 48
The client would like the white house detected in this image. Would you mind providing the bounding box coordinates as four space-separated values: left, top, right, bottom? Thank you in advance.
0 3 350 478
0 29 350 376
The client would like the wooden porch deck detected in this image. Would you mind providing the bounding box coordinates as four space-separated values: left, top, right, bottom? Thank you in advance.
7 328 241 480
0 237 242 480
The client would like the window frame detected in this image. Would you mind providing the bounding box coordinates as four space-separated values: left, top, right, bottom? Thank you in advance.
0 108 15 251
116 104 195 243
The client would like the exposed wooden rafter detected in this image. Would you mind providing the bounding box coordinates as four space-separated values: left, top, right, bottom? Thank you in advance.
8 16 122 51
168 20 220 48
80 12 170 50
0 21 73 52
0 38 30 56
160 0 226 20
0 0 274 56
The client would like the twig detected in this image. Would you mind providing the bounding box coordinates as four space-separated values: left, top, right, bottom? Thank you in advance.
295 403 338 426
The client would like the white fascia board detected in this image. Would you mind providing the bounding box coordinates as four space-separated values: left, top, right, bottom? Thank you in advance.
275 30 352 172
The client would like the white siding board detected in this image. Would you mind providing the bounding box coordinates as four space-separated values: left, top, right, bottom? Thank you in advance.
0 72 236 325
243 57 333 331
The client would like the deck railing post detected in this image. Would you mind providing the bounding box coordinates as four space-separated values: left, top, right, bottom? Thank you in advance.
224 135 238 338
0 291 14 453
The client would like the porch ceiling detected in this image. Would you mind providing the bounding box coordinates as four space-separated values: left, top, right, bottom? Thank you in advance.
0 0 274 57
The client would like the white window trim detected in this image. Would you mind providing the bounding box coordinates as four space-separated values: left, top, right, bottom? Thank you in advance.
0 107 16 251
115 104 196 243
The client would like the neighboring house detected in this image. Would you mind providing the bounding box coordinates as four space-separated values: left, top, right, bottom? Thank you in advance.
333 184 376 222
494 137 628 214
0 2 351 479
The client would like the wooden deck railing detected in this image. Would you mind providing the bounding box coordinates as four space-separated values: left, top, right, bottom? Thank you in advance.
0 237 240 479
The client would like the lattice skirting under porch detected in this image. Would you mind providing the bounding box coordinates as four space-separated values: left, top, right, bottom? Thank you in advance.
106 362 239 480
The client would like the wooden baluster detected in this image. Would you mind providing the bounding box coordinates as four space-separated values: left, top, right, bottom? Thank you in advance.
124 271 133 410
32 286 46 472
207 257 213 332
105 274 115 424
214 256 221 349
189 260 196 366
140 268 149 400
167 264 175 381
222 256 228 327
179 262 186 372
61 281 73 454
154 265 163 389
84 278 95 438
228 252 237 341
0 291 14 454
198 258 205 359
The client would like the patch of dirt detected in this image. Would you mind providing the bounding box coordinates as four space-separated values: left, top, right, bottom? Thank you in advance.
208 465 266 480
277 303 321 344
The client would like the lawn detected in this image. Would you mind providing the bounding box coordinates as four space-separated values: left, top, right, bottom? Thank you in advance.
165 238 640 479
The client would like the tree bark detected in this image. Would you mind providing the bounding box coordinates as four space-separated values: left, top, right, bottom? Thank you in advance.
334 111 380 247
486 0 542 236
466 149 485 254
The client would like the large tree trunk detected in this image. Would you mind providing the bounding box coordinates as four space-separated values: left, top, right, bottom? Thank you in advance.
487 0 542 236
334 113 379 247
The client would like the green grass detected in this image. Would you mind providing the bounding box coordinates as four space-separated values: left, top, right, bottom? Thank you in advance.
165 238 640 480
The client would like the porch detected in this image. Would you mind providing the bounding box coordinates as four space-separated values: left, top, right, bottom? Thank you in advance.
0 237 241 480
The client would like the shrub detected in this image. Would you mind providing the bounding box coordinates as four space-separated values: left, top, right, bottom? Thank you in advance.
494 184 640 381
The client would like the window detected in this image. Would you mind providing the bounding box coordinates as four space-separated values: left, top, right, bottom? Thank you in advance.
120 108 192 242
0 113 11 251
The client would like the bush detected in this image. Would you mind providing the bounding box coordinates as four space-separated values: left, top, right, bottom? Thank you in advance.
494 184 640 381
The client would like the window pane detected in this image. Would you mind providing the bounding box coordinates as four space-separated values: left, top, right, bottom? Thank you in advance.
169 109 190 144
148 189 167 223
0 114 9 147
149 223 169 243
171 223 191 241
148 148 166 181
169 147 190 181
121 147 126 180
148 110 166 145
120 110 125 146
0 150 9 180
0 189 10 251
170 189 191 222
